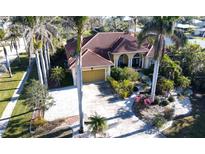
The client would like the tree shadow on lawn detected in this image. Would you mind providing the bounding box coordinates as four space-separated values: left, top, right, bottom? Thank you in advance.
0 88 17 92
163 91 205 138
0 80 21 83
3 116 31 138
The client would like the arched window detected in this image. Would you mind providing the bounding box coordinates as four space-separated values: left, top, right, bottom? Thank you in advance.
118 54 128 67
132 53 141 68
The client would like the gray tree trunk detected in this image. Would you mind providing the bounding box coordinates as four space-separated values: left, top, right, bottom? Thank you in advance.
35 51 44 85
76 53 84 133
15 48 20 62
46 42 51 69
44 45 49 76
151 57 160 101
40 49 48 87
3 47 12 77
14 42 20 62
23 36 27 51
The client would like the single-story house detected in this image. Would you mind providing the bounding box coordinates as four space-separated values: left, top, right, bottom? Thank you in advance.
65 32 154 85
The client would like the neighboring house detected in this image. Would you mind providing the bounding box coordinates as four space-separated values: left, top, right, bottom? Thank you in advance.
194 28 205 37
65 32 154 85
192 19 205 27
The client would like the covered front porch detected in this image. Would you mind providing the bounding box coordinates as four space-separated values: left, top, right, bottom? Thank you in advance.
113 52 149 69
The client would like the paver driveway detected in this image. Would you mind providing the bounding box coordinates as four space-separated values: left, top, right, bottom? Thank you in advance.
45 82 163 138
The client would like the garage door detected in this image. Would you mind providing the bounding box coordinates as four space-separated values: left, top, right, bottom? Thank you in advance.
83 69 105 83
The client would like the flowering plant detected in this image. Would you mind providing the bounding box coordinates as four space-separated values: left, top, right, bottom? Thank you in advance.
135 94 153 106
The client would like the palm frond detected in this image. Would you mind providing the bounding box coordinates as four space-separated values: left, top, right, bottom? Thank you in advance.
170 30 187 49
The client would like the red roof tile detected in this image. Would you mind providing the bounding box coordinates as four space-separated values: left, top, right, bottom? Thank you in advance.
70 49 113 69
65 32 152 69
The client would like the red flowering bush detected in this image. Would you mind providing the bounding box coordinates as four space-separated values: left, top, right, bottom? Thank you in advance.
135 95 153 107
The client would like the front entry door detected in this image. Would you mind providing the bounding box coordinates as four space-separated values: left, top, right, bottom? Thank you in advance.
132 57 141 68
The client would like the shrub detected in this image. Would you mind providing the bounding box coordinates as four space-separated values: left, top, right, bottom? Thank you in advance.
118 80 134 98
135 94 153 107
50 66 65 87
175 76 191 88
152 115 167 128
168 96 175 102
107 77 134 98
111 67 123 81
160 54 182 80
164 107 175 120
156 77 174 95
33 117 46 127
111 67 139 81
160 99 169 106
122 67 139 81
153 96 160 105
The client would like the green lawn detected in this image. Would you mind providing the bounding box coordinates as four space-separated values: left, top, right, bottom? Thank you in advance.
2 56 73 138
0 54 28 117
163 91 205 137
2 62 38 138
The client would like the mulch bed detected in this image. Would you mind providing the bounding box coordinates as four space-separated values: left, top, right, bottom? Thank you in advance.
33 115 79 138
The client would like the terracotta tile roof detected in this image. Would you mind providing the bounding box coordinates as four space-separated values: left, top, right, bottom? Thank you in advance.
70 49 113 69
112 35 150 53
65 32 153 69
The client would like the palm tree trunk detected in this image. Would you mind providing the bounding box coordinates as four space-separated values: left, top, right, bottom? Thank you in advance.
40 49 48 87
151 56 160 101
17 40 20 49
43 45 49 76
46 42 51 69
28 36 34 66
3 47 12 77
14 44 20 62
77 53 84 133
23 36 27 51
35 51 44 85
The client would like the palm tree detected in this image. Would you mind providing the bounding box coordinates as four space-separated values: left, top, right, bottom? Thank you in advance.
129 16 138 33
33 38 44 85
7 25 21 62
87 114 107 138
0 28 12 77
73 16 88 133
138 16 187 101
12 16 57 85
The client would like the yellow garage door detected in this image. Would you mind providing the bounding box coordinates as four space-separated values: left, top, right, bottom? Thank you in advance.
83 69 105 83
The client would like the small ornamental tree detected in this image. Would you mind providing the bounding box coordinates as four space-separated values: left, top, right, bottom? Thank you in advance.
50 66 65 87
87 114 107 138
25 79 54 118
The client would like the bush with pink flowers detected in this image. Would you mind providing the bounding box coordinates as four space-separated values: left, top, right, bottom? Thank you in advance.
135 95 153 109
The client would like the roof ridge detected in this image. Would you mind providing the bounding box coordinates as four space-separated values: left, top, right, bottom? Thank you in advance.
82 32 126 49
112 37 127 52
86 49 113 64
82 33 99 49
